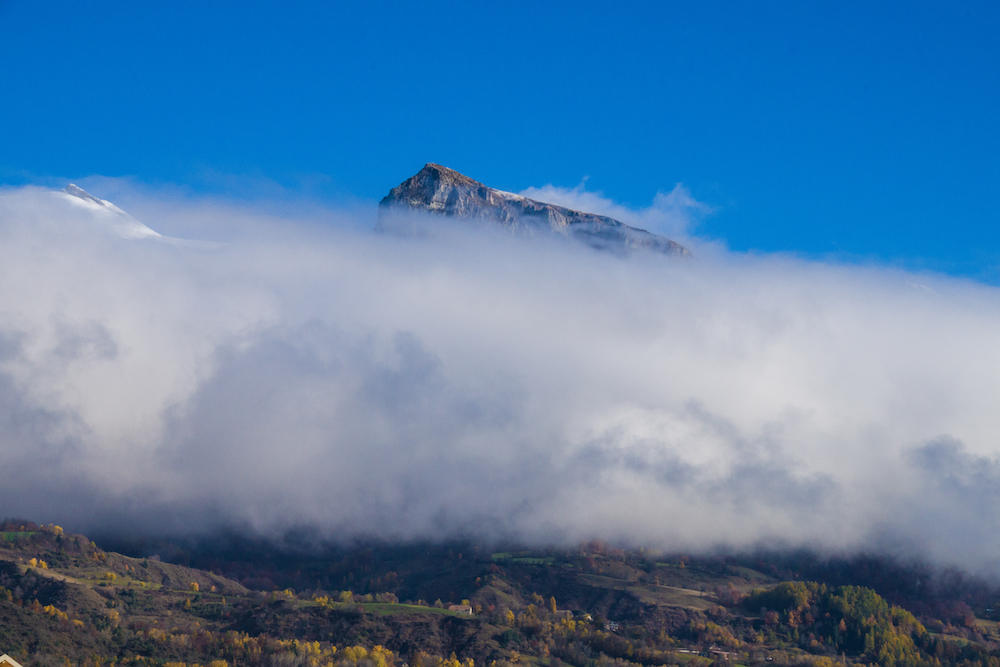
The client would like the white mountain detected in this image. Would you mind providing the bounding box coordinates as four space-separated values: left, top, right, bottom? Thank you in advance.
56 184 163 240
54 184 220 249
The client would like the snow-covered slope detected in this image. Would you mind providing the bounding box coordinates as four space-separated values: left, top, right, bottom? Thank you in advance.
56 184 163 240
54 184 218 249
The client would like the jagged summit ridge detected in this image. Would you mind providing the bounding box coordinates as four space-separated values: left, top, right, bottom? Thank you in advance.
379 164 689 256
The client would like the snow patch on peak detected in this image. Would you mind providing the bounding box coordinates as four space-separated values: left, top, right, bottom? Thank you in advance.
56 184 162 240
63 183 111 206
64 183 109 207
494 189 528 202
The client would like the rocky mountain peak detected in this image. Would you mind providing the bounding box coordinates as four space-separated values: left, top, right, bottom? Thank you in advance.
379 164 689 256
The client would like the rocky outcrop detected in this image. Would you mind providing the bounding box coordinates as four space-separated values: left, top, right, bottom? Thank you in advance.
378 164 688 256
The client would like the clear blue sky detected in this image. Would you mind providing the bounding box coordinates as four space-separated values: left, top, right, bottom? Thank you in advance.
2 1 998 278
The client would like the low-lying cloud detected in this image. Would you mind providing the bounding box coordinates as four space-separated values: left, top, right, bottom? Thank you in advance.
2 181 1000 572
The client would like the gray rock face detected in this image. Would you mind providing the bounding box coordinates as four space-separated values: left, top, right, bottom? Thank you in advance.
378 164 689 256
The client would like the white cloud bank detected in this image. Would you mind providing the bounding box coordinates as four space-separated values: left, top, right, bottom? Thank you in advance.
1 182 1000 572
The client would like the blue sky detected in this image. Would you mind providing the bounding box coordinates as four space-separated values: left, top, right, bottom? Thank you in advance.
2 1 999 278
7 1 1000 559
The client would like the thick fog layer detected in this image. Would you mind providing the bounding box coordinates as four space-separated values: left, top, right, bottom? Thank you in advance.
2 183 1000 572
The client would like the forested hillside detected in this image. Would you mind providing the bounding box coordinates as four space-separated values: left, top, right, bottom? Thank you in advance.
3 520 1000 667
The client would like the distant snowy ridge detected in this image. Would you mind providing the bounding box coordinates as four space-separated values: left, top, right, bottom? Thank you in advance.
54 185 218 249
57 184 163 240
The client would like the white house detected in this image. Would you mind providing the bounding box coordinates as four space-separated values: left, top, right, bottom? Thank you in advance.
0 654 24 667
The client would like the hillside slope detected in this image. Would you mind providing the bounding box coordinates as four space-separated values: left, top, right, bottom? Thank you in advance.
3 521 1000 667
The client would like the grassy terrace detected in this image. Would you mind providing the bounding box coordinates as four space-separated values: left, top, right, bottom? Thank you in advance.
20 560 477 619
491 553 557 565
303 600 474 617
1 531 38 541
